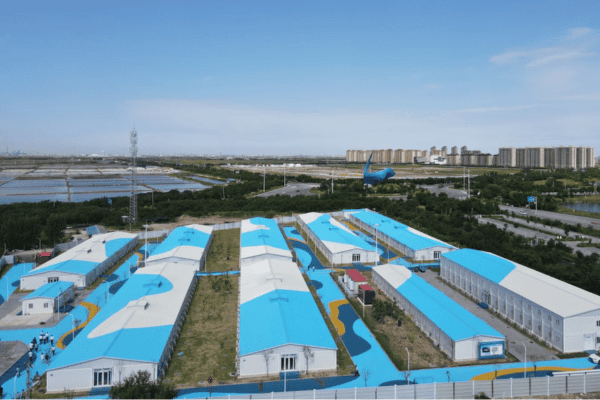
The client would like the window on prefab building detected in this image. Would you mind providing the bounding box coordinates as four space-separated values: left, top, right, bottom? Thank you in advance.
433 251 441 259
28 304 33 309
352 254 361 262
281 355 297 371
48 277 59 283
93 369 112 386
44 303 48 308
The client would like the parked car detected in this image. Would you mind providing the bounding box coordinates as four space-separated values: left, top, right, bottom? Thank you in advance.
478 302 489 309
481 347 491 353
519 211 528 215
418 265 426 273
589 352 600 364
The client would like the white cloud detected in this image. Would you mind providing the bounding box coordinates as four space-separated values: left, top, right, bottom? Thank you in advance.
491 28 597 68
455 104 542 113
525 51 595 68
490 50 529 64
568 27 593 39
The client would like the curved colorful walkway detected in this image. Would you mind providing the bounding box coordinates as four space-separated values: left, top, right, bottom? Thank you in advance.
56 301 100 349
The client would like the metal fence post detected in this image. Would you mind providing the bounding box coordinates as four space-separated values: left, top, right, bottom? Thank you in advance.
584 372 586 393
355 387 357 400
547 376 550 397
510 378 513 398
433 382 436 399
472 380 475 398
395 384 397 400
314 389 316 399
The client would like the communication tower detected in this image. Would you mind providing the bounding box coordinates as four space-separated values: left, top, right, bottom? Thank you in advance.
129 126 138 224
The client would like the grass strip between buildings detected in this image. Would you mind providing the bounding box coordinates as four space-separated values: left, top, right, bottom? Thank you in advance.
164 274 238 387
205 228 240 272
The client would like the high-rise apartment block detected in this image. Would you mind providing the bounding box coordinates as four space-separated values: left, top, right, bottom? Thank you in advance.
345 145 595 169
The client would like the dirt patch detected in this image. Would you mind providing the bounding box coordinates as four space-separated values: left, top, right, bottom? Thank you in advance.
148 215 245 231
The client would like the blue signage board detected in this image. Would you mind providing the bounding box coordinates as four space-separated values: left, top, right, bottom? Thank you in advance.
108 198 112 205
527 196 536 203
479 341 505 360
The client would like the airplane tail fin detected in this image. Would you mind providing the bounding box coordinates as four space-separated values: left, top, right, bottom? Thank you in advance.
364 150 374 175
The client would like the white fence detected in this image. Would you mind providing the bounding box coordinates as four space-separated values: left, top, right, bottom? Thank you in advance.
220 372 600 400
212 222 242 231
137 229 172 240
55 238 87 252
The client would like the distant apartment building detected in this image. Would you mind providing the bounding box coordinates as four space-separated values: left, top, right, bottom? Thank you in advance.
499 147 517 167
345 145 594 169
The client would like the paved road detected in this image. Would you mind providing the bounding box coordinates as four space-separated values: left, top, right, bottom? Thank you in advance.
419 270 559 363
253 183 319 198
420 184 468 200
502 215 600 243
478 217 600 257
500 205 600 230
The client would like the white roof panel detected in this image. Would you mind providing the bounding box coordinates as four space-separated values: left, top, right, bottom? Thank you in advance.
240 259 308 304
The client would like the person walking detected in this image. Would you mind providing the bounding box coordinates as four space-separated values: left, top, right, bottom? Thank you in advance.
32 337 37 345
29 342 33 351
40 353 45 365
28 351 33 364
44 332 49 344
51 346 55 356
34 342 38 352
50 335 54 346
16 367 20 377
39 333 43 344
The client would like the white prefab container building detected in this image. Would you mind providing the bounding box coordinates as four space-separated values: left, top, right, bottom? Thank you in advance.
239 218 293 266
441 249 600 353
372 264 505 361
45 261 199 393
297 212 378 265
20 232 138 291
237 258 337 378
145 224 214 270
22 281 75 315
348 210 454 261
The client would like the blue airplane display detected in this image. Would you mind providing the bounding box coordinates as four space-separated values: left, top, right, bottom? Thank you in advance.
363 151 395 185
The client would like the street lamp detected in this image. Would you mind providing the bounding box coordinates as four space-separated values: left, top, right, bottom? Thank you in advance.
37 237 41 250
374 224 380 266
522 342 527 378
405 347 410 383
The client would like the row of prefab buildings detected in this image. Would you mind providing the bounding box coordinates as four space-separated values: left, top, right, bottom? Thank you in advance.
23 208 600 392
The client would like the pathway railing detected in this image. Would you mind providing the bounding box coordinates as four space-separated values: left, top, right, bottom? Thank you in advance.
212 370 600 400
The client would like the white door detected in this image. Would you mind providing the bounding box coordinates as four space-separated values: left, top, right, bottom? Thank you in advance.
584 334 594 350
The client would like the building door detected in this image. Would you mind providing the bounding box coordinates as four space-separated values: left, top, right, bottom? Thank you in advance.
583 334 594 350
483 290 491 306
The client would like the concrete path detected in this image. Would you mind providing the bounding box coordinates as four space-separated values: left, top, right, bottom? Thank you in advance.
418 269 559 363
0 341 28 378
499 205 600 229
478 216 600 257
253 183 319 198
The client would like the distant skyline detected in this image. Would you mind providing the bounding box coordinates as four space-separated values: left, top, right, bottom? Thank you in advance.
1 1 599 156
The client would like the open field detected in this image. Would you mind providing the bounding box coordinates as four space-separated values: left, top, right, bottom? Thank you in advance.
205 229 240 272
164 275 238 387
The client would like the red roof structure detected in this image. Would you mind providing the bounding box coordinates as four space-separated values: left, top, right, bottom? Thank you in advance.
359 284 374 292
38 252 52 257
346 269 367 282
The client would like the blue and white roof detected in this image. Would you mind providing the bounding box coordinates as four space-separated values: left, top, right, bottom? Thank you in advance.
298 212 375 254
48 261 198 370
239 258 336 356
442 249 600 318
25 232 137 277
349 210 453 252
23 281 74 300
240 218 292 261
145 224 213 265
373 263 503 342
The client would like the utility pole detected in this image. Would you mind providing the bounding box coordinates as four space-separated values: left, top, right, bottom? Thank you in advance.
26 362 31 399
467 170 470 198
263 165 266 192
331 169 334 193
284 164 286 187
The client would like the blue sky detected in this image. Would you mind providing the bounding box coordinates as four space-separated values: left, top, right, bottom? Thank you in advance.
1 1 599 156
